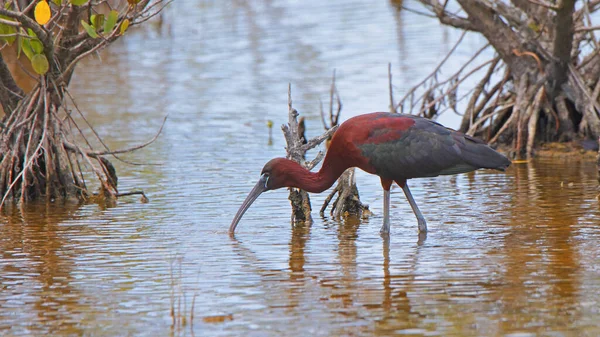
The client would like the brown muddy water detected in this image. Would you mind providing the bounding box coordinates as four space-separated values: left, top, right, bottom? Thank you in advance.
2 1 600 336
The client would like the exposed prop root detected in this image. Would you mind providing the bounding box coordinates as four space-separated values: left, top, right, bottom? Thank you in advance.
320 168 371 219
0 82 166 210
0 0 168 210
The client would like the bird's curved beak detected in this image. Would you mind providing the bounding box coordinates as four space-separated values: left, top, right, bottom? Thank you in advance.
229 173 268 234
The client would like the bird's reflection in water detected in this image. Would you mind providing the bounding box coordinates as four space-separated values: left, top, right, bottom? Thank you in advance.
337 216 361 283
379 230 425 322
229 215 427 328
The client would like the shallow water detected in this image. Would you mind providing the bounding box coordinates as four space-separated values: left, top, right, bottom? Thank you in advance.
1 1 600 336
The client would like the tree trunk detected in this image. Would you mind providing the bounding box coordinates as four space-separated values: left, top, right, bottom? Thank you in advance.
401 0 600 155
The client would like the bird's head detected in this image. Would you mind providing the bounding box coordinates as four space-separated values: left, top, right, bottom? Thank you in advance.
229 158 295 234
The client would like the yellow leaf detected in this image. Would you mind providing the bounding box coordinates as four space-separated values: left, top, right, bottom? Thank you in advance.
34 1 51 25
119 19 130 35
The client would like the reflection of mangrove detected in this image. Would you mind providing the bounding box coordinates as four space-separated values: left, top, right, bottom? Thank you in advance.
497 161 583 330
289 221 311 276
0 202 85 335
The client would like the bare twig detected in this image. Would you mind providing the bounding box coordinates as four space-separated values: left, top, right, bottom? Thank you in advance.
62 115 168 157
397 30 468 108
388 63 396 113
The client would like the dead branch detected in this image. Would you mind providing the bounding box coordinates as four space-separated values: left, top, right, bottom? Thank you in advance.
281 84 332 223
460 57 501 132
115 190 149 203
318 71 370 219
388 63 396 113
396 30 467 111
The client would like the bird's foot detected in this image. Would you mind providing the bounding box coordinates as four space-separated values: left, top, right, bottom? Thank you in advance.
417 231 427 245
379 229 390 239
379 222 390 236
417 218 428 233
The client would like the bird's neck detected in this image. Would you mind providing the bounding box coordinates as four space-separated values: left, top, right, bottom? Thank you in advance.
285 153 347 193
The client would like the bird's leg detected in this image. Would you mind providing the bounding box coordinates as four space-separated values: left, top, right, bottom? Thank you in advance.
380 188 391 236
401 183 428 233
379 179 393 236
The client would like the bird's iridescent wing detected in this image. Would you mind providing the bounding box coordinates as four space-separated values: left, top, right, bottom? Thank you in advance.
358 115 506 181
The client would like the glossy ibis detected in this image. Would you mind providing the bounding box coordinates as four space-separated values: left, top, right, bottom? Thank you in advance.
230 112 511 235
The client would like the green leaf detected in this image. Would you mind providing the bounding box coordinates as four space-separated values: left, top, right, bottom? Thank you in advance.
90 14 104 31
30 38 43 54
27 28 37 38
21 37 35 60
17 36 22 57
70 0 88 5
31 54 49 75
52 0 62 5
80 20 98 38
104 10 118 35
0 21 16 45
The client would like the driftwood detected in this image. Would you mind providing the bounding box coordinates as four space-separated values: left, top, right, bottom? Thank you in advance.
391 0 600 158
282 84 337 223
319 70 370 219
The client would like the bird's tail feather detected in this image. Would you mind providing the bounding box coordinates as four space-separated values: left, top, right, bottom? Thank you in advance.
459 137 511 171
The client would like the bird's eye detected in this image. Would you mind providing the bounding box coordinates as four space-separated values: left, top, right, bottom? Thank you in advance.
262 173 270 188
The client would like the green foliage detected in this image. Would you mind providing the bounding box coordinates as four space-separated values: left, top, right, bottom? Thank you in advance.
83 10 122 38
29 38 43 54
80 20 98 38
31 54 49 75
104 10 118 34
70 0 88 6
0 16 16 45
20 36 35 60
15 28 49 75
3 1 132 75
91 14 104 31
